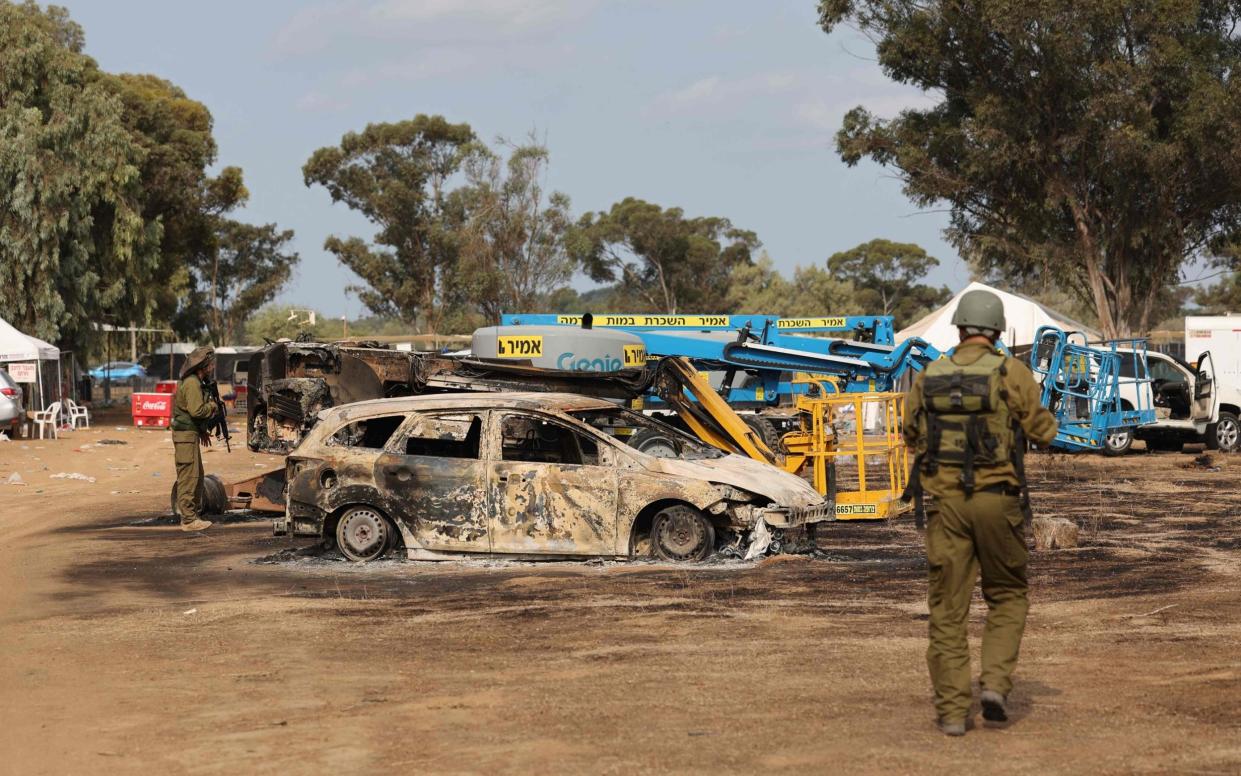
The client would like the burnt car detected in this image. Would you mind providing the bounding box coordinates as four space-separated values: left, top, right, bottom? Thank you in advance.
278 392 830 562
245 340 648 455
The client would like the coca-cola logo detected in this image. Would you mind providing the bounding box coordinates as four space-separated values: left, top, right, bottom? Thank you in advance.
139 399 169 411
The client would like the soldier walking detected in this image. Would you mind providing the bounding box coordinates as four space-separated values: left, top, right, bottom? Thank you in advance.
903 289 1058 736
172 346 219 532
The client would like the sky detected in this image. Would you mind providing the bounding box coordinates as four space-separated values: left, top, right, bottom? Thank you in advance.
62 0 970 319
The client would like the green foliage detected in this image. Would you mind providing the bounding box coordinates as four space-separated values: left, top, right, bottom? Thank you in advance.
1194 274 1241 315
102 72 250 337
540 286 588 314
457 140 574 323
240 304 478 345
567 198 759 313
826 239 950 327
0 1 153 349
819 0 1241 337
205 222 299 344
242 305 327 344
303 115 478 331
725 253 862 318
0 3 271 354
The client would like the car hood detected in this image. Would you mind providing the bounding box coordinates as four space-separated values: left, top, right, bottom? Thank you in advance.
642 453 824 508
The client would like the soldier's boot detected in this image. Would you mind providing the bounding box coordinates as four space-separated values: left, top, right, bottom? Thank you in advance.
980 689 1008 722
937 718 966 737
181 519 213 532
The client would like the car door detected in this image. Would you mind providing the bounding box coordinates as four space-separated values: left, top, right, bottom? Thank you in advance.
1192 351 1218 425
488 412 618 556
376 411 491 554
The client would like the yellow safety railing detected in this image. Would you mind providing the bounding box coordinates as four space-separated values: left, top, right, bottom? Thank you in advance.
781 386 910 520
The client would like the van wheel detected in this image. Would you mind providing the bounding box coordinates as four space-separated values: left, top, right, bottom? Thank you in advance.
1103 429 1133 456
1206 412 1240 453
335 506 392 562
651 505 715 562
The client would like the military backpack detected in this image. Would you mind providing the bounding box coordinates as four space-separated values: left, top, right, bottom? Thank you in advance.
905 350 1031 527
915 351 1015 485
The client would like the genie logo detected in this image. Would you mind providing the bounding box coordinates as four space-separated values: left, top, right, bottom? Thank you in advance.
556 352 623 372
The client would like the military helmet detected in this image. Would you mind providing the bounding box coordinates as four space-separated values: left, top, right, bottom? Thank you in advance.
180 345 215 379
951 289 1006 333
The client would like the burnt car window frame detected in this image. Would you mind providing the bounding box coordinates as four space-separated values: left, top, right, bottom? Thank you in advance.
324 412 411 451
395 410 486 460
496 410 613 467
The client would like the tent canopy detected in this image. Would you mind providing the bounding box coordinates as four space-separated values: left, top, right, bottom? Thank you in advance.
897 281 1097 351
0 316 59 361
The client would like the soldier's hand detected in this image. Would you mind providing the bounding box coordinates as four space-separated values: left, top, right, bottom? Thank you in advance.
199 431 212 447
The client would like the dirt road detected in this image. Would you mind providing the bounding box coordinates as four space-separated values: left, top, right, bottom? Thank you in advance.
2 414 1240 774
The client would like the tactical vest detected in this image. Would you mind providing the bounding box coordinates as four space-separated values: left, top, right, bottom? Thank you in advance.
171 375 204 433
915 351 1015 495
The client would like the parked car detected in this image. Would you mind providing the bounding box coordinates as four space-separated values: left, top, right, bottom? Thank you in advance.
1110 349 1239 454
278 393 830 562
88 361 146 381
0 368 25 426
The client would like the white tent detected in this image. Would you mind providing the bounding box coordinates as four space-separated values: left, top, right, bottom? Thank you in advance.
0 316 59 361
897 281 1097 351
0 316 62 410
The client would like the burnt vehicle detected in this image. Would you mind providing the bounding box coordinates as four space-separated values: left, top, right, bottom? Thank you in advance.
246 340 648 455
278 392 830 562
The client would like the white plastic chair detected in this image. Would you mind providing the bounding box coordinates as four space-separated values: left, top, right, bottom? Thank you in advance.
65 398 91 429
32 401 61 439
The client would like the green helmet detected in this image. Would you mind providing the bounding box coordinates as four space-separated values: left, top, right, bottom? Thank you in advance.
180 345 215 379
951 289 1005 333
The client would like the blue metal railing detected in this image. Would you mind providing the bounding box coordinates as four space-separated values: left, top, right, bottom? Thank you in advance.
1029 326 1156 451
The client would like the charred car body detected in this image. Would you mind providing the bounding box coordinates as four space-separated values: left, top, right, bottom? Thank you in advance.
246 340 649 455
278 393 830 562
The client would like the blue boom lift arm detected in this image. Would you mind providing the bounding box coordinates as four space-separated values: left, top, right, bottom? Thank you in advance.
500 313 896 345
500 313 940 400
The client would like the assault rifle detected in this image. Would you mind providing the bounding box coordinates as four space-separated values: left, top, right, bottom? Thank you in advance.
201 378 232 452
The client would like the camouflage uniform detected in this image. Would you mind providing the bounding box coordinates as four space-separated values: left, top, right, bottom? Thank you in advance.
903 341 1058 725
172 350 218 525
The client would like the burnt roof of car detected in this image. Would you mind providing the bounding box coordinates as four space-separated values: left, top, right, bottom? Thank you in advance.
322 391 620 420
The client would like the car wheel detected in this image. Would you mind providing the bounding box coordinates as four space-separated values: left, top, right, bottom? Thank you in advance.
628 427 680 458
1207 411 1240 453
1103 429 1132 456
335 506 392 562
651 505 715 562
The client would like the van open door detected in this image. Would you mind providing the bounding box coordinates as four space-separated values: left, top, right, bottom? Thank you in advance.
1192 351 1218 428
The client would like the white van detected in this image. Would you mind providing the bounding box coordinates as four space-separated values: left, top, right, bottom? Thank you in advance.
1108 349 1239 454
1186 316 1241 383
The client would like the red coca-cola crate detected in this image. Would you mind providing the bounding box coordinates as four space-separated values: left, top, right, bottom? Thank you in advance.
132 392 173 428
155 380 178 394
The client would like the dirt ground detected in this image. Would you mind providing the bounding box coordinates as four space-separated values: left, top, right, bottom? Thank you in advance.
2 411 1240 775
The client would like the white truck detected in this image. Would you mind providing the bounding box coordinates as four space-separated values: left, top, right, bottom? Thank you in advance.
1108 342 1240 454
1186 316 1241 385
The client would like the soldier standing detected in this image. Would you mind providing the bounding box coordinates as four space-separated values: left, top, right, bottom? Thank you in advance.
172 346 219 532
903 289 1058 736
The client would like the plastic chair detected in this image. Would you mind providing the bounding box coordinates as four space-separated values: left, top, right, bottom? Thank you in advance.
32 401 61 439
65 397 91 429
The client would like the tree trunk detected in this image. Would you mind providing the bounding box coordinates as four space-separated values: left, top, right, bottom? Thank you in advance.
1063 192 1120 339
